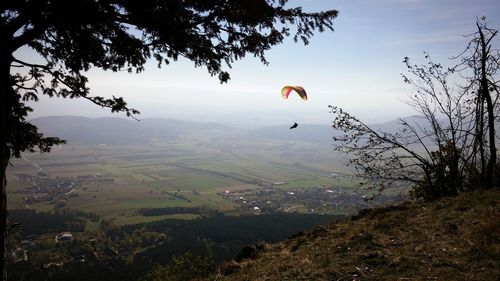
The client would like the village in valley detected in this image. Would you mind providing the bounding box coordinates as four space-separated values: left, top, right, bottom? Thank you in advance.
15 172 113 206
6 165 401 268
4 129 403 273
220 184 389 215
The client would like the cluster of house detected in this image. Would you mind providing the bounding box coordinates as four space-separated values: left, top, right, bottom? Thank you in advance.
220 185 373 215
10 231 121 266
55 232 74 243
18 172 114 205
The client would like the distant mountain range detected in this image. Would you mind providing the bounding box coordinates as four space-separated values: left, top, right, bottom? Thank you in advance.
248 124 337 145
30 115 436 145
247 115 436 144
31 116 233 145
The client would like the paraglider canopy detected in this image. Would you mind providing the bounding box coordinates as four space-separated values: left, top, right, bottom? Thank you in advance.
281 86 308 101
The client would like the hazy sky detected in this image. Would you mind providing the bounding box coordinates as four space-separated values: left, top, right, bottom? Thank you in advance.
20 0 500 127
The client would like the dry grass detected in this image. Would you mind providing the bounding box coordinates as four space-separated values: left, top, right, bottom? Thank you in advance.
210 190 499 281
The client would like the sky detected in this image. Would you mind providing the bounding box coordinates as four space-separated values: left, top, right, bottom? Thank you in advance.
20 0 500 127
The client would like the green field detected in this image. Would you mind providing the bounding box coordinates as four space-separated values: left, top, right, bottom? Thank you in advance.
6 134 355 225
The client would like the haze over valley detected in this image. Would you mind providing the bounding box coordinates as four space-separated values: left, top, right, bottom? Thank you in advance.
7 115 409 277
9 115 401 220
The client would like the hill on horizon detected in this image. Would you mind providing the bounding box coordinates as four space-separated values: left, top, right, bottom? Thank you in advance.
30 116 234 145
30 115 428 146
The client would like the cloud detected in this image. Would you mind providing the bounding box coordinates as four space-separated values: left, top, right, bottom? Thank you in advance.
385 31 468 47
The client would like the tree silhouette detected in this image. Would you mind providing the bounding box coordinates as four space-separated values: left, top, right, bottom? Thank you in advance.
0 1 337 279
330 20 499 201
457 20 499 189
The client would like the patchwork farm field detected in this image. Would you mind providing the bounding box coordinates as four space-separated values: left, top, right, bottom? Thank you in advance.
7 134 358 225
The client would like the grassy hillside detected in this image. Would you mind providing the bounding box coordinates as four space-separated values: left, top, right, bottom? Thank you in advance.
212 190 499 281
